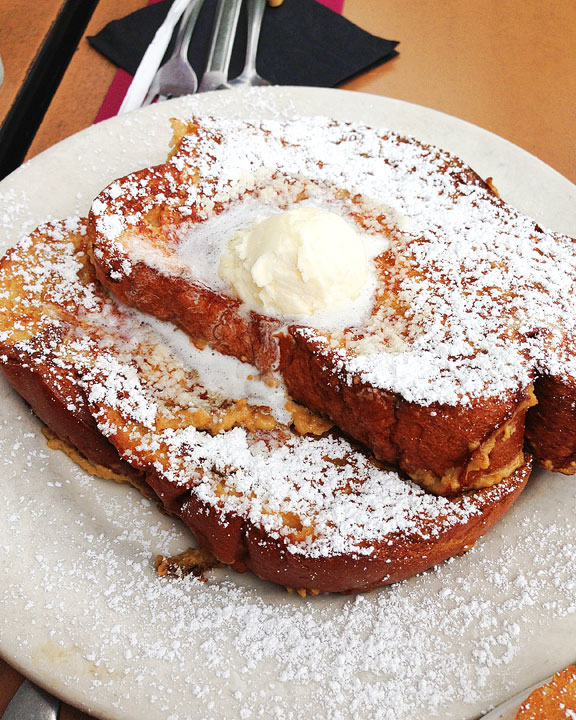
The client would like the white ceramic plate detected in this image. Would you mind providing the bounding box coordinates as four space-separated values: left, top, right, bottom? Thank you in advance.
1 87 575 720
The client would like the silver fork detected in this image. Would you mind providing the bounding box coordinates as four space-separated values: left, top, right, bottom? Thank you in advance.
143 0 205 105
198 0 243 92
1 680 60 720
230 0 271 87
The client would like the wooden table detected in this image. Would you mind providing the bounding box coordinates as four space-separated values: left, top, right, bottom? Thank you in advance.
0 0 575 717
9 0 575 184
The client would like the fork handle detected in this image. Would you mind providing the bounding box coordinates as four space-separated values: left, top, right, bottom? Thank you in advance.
1 680 60 720
173 0 204 60
242 0 267 76
204 0 242 76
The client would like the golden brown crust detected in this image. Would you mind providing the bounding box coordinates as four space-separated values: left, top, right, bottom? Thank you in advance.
154 548 224 579
282 331 535 496
84 118 540 495
125 457 531 593
0 219 534 594
515 666 576 720
1 343 531 593
395 385 536 494
87 116 576 496
526 374 576 474
88 242 532 495
41 427 158 500
1 354 140 482
165 462 530 593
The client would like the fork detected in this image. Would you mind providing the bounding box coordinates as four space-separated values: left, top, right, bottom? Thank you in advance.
143 0 205 105
1 679 60 720
198 0 243 92
230 0 271 87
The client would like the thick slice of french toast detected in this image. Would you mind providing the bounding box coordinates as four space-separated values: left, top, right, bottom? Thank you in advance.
86 116 576 494
0 219 531 593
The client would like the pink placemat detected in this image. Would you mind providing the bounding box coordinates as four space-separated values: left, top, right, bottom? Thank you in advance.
95 0 344 123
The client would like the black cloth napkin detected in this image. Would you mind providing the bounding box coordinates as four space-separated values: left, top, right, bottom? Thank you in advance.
88 0 399 88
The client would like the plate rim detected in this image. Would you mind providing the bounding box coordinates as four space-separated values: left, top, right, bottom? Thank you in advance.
1 85 575 720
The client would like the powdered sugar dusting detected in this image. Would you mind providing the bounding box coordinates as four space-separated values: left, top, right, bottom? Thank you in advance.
91 115 576 406
1 220 519 560
1 415 575 720
1 87 576 720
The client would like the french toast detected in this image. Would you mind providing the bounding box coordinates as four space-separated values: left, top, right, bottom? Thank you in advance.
87 116 576 494
515 666 576 719
0 219 531 593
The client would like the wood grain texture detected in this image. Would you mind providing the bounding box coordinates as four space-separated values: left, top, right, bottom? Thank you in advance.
0 0 67 127
26 0 146 159
24 0 576 183
341 0 576 183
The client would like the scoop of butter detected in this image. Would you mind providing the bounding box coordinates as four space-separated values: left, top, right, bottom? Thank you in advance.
218 207 368 315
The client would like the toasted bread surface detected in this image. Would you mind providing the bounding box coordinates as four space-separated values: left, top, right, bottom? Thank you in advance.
87 116 576 492
0 219 531 592
526 374 576 474
515 666 576 719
